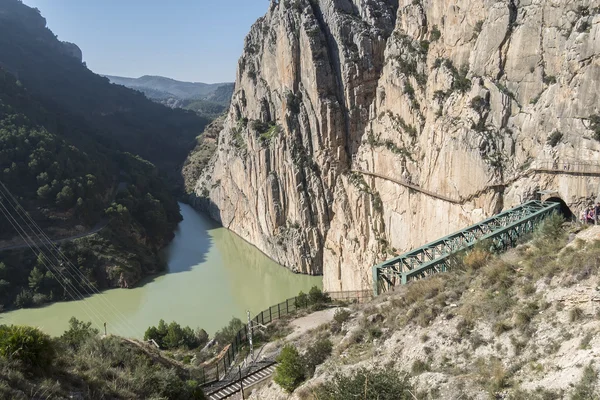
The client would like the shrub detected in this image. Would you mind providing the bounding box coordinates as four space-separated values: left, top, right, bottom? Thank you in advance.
570 307 584 322
61 317 99 350
296 291 309 308
547 131 563 147
430 25 441 41
144 320 206 350
313 368 414 399
411 359 430 375
213 317 244 347
333 308 351 324
303 337 332 376
589 114 600 141
571 363 598 400
308 286 329 305
0 325 55 370
274 344 306 392
463 248 490 270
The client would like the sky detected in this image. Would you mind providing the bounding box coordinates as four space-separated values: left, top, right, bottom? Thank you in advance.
22 0 268 83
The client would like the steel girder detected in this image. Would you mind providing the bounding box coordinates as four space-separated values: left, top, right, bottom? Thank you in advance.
372 201 561 295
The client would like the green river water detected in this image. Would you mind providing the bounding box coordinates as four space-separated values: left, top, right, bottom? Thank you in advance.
0 203 321 338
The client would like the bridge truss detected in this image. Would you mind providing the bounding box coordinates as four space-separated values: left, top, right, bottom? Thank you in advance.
372 200 561 295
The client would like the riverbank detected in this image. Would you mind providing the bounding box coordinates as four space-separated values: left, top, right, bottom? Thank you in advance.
1 203 321 338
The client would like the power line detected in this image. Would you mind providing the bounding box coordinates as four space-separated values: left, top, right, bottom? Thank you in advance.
0 181 139 337
0 195 107 332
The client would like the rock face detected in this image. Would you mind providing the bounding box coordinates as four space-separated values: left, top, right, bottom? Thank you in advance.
60 41 83 62
192 0 600 291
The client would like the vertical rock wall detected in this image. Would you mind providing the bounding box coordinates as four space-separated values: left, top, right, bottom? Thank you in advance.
192 0 600 291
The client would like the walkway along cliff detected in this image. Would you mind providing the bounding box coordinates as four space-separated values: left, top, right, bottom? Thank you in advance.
188 0 600 292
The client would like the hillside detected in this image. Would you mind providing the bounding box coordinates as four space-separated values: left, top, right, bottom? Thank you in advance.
0 0 200 310
105 75 234 118
190 0 600 292
245 217 600 399
0 0 209 177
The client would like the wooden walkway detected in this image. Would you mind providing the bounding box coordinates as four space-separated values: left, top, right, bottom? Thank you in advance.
352 170 461 204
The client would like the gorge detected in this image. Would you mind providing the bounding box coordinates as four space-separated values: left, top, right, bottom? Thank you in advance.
187 0 600 293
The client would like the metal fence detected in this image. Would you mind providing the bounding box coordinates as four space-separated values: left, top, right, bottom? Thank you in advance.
535 161 600 174
199 290 372 386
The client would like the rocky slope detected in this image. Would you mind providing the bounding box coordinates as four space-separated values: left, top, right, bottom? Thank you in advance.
191 0 600 291
248 221 600 399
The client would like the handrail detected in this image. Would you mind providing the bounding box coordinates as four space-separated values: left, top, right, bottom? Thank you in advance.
372 200 560 295
352 170 461 204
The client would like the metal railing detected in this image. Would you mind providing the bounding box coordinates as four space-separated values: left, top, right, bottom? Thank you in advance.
199 290 372 386
535 161 600 174
372 200 561 295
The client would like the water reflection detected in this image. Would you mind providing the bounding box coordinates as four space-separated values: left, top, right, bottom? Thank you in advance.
2 203 321 337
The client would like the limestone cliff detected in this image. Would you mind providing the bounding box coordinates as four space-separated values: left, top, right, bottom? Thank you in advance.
192 0 600 291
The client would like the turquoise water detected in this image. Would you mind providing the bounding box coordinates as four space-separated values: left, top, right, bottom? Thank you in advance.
1 203 321 338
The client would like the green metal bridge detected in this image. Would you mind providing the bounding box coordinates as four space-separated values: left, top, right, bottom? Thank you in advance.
372 200 561 295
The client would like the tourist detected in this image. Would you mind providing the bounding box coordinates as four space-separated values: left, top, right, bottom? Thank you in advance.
588 207 596 224
595 203 600 225
581 208 587 224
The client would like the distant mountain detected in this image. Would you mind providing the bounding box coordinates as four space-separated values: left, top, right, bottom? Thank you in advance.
105 75 234 118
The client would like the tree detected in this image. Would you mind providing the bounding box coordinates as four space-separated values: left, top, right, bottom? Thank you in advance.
214 317 244 346
61 317 99 349
314 368 414 400
274 345 305 392
36 184 51 199
28 266 45 290
56 185 74 208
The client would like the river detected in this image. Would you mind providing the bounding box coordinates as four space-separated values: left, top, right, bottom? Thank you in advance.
0 203 321 338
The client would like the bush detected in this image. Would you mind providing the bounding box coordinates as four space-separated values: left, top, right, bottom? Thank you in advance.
296 291 308 308
333 308 351 324
547 131 563 147
308 286 329 305
571 363 598 400
144 320 204 350
313 368 414 399
303 337 332 376
411 359 430 375
274 344 306 392
61 317 99 350
213 317 244 347
0 325 55 370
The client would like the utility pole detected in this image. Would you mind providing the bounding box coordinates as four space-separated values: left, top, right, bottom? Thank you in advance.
247 310 254 364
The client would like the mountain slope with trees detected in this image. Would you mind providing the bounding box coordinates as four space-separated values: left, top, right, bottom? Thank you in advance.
0 0 205 310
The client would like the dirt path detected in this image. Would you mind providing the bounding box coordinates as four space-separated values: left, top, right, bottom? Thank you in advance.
286 307 339 341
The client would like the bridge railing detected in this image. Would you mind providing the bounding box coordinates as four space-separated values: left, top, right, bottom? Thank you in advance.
535 161 600 174
372 200 561 295
199 289 372 386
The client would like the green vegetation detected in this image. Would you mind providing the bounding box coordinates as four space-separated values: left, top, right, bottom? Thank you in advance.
0 324 54 370
430 25 441 41
0 0 192 311
144 320 208 350
274 337 333 393
547 130 563 147
589 114 600 141
275 344 306 392
313 368 414 399
213 317 244 346
0 319 206 399
472 20 484 40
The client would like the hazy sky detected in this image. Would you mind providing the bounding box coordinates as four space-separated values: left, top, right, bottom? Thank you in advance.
22 0 268 83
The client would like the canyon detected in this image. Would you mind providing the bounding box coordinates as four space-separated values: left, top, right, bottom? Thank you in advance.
189 0 600 292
